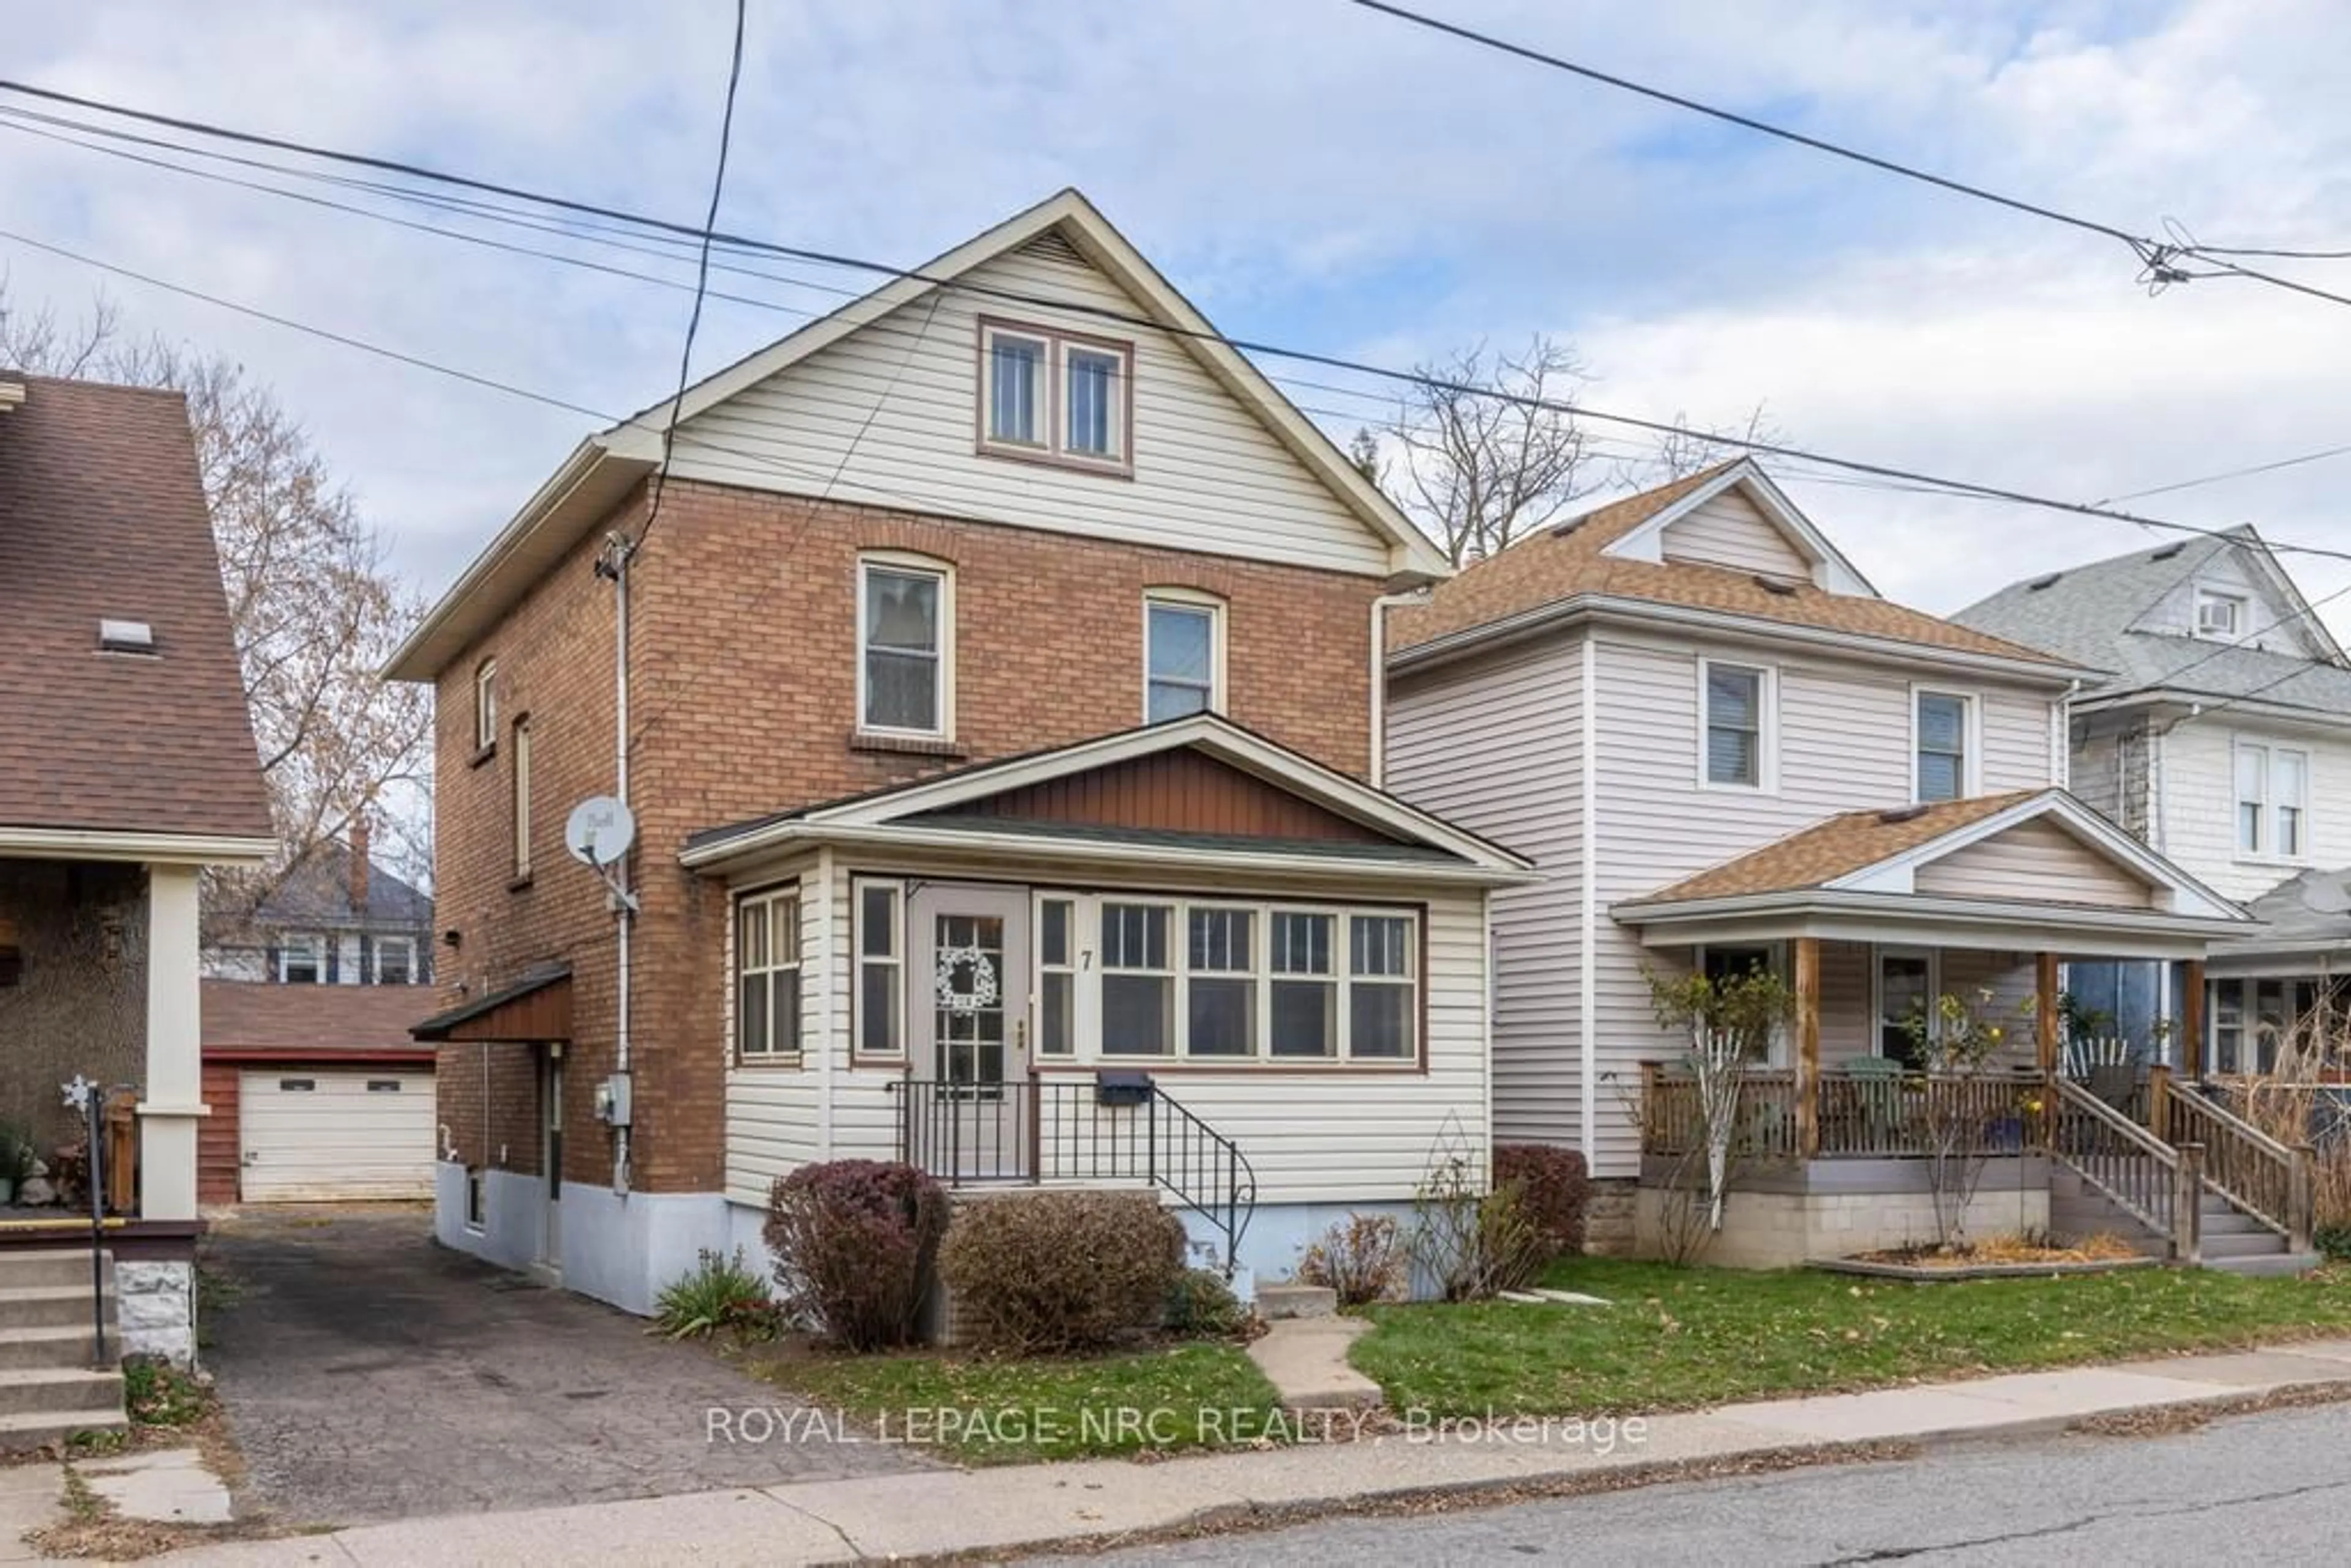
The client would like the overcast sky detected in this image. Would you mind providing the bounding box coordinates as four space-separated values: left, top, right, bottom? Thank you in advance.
5 0 2349 634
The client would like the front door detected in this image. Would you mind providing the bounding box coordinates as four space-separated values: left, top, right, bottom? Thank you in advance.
909 883 1031 1179
538 1046 564 1275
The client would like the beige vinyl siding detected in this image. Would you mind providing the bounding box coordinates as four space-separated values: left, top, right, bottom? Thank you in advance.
725 850 1490 1207
1386 640 1580 1147
724 852 827 1204
667 244 1391 577
1914 817 2155 907
1657 491 1811 580
1980 690 2057 792
1586 634 2064 1176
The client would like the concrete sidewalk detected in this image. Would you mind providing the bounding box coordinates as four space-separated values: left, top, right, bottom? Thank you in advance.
160 1340 2351 1566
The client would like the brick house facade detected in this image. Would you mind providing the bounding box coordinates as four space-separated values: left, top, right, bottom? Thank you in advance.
397 192 1523 1313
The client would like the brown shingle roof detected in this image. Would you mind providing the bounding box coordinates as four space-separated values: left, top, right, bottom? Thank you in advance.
1630 790 2042 904
0 377 272 840
201 980 433 1054
1390 462 2079 670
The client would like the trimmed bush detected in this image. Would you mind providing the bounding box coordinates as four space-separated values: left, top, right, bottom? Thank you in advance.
1165 1267 1250 1339
1298 1213 1408 1306
1494 1142 1590 1260
939 1191 1187 1354
764 1160 948 1351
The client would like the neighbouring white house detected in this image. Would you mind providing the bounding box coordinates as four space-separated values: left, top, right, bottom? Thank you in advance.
1381 460 2292 1269
1959 526 2351 1075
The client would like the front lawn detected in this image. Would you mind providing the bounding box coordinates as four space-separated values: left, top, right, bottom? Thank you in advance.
746 1342 1285 1465
1353 1257 2351 1417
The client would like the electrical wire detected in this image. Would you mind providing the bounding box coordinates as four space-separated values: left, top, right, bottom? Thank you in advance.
8 78 2351 566
1341 1 2351 309
632 0 748 555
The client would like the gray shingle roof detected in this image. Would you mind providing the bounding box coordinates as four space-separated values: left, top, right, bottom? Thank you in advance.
2211 865 2351 960
1953 528 2351 715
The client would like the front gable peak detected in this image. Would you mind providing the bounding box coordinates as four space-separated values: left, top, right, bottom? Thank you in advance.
1599 459 1875 596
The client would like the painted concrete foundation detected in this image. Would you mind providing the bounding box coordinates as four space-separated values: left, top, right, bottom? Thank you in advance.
1635 1158 2053 1269
116 1259 194 1365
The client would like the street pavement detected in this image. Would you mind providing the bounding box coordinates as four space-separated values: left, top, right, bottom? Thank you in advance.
1041 1399 2351 1565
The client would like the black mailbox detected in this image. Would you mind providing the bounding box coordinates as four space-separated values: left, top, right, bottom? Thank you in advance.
1095 1070 1155 1108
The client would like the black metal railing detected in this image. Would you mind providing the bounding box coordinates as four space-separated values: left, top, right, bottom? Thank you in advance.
888 1073 1258 1274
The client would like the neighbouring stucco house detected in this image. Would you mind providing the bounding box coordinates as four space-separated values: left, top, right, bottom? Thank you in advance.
1382 460 2282 1267
384 189 1530 1315
0 373 276 1366
1957 527 2351 1076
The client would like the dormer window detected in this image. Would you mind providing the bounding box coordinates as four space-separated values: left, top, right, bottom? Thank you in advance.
2195 589 2246 640
978 318 1131 473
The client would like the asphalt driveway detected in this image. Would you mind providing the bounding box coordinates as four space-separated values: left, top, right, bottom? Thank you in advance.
201 1207 930 1526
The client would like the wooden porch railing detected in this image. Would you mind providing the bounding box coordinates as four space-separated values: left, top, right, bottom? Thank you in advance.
2154 1073 2314 1252
1641 1068 1801 1161
2052 1076 2201 1262
1643 1067 2044 1161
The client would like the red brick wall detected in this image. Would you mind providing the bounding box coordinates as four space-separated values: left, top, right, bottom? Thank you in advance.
432 479 1385 1194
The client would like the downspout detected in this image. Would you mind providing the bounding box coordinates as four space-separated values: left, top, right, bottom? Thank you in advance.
1578 634 1599 1161
1367 583 1433 789
602 530 639 1195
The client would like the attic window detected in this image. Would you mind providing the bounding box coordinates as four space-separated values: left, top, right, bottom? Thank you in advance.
2027 572 2063 591
977 318 1132 473
1752 574 1799 597
2194 589 2247 640
97 619 156 656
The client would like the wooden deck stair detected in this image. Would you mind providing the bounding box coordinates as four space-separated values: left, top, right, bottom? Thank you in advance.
0 1249 126 1450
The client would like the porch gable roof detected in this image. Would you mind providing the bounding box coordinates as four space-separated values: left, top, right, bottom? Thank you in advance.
678 713 1534 882
1614 789 2251 948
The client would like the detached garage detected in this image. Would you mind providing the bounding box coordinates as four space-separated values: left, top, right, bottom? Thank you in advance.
200 981 436 1205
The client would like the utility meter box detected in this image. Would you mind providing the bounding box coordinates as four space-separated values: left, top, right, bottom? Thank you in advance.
594 1072 634 1127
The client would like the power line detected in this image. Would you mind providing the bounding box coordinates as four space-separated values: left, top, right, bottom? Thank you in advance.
632 0 748 555
9 81 2351 569
1341 0 2351 311
2092 441 2351 507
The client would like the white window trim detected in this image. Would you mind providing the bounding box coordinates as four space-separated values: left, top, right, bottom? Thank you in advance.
1908 686 1982 803
979 323 1051 452
1142 588 1228 723
1692 940 1790 1066
851 877 906 1061
373 934 418 986
277 932 324 985
735 883 804 1065
1039 892 1419 1067
976 317 1134 472
473 659 497 751
856 552 956 741
1871 945 1941 1061
1695 657 1777 794
2194 587 2248 640
1034 890 1081 1059
2233 737 2312 865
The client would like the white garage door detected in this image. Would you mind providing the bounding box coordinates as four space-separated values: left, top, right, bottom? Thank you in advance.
239 1070 436 1201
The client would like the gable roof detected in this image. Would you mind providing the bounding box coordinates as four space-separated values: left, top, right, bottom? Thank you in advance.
1388 459 2089 680
253 838 433 928
681 711 1532 882
1618 787 2243 924
388 190 1447 681
2211 864 2351 962
1954 527 2351 716
0 376 274 858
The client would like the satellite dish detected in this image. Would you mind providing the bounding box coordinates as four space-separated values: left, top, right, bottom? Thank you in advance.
565 796 637 868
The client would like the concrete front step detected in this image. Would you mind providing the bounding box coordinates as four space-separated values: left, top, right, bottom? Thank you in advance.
0 1249 113 1292
2198 1229 2290 1260
0 1367 122 1417
0 1406 127 1453
0 1324 110 1371
0 1286 118 1332
1256 1282 1338 1321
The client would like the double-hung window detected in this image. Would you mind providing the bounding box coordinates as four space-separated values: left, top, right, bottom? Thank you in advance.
277 934 324 986
858 557 951 737
1701 661 1770 789
736 887 802 1063
2237 741 2310 858
1144 591 1223 722
1913 690 1975 803
1070 896 1415 1064
977 318 1132 471
373 936 416 986
853 879 903 1059
473 659 497 752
